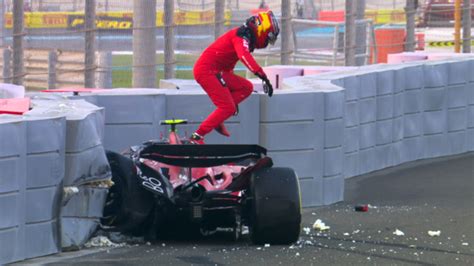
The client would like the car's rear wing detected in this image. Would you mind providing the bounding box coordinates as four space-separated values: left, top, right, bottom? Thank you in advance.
137 144 267 168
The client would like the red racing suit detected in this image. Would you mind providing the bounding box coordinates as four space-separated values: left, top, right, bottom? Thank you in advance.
193 27 264 137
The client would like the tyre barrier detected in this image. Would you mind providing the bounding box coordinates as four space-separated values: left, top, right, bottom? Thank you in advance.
0 97 111 264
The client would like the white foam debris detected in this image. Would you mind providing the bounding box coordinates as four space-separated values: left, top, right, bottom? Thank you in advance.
84 236 126 248
107 232 144 244
428 230 441 237
462 242 469 246
352 230 360 234
313 219 330 231
393 229 405 236
303 227 311 235
343 232 350 236
264 244 270 248
295 252 300 256
242 226 249 235
64 186 79 194
62 186 80 205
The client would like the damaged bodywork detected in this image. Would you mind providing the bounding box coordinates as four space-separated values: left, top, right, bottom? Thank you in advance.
102 120 302 244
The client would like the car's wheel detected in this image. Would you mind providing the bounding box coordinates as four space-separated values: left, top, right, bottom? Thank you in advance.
101 151 154 234
249 167 301 245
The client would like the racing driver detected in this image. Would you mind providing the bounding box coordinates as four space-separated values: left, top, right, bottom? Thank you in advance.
190 10 279 144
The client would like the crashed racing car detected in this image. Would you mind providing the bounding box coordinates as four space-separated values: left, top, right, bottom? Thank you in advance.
102 119 301 244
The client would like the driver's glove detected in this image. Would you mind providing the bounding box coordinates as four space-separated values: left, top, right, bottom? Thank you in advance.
254 69 273 97
262 78 273 97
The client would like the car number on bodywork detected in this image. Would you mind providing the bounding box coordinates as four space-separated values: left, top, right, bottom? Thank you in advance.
136 166 165 194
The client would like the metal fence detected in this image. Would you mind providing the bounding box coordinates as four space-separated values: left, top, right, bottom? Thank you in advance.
0 0 472 90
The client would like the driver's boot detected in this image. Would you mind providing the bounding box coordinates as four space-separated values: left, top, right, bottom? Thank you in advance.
215 123 231 137
190 132 205 144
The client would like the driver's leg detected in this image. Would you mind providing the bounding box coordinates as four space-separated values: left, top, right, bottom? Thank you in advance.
193 73 237 139
222 72 253 106
209 72 253 137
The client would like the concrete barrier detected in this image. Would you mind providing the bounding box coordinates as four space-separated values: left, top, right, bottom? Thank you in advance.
387 51 473 64
0 113 65 264
24 115 65 259
262 65 304 89
0 97 111 264
0 83 25 98
0 116 27 264
283 58 473 202
29 99 110 250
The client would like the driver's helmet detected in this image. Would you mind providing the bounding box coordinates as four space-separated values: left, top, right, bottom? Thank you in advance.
245 10 280 49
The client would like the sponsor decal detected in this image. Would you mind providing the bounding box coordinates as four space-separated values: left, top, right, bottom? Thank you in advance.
243 39 249 50
42 14 68 26
4 10 232 29
137 166 165 194
68 15 133 30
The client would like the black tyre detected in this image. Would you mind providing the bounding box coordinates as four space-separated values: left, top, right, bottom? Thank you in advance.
102 151 154 234
249 167 301 245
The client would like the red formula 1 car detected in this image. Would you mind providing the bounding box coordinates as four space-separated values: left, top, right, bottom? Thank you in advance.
102 119 301 244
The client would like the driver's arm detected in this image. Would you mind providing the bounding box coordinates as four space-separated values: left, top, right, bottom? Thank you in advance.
232 36 266 78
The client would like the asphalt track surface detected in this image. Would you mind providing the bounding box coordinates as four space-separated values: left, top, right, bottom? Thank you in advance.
19 153 474 266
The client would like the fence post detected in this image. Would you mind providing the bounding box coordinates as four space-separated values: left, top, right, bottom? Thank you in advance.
215 0 225 40
85 0 96 88
405 0 416 52
281 0 291 65
133 0 157 87
345 0 356 66
462 0 471 53
12 0 24 85
0 0 4 48
96 51 113 88
333 25 339 66
48 50 57 90
454 0 462 53
164 0 175 79
355 0 366 66
3 48 11 83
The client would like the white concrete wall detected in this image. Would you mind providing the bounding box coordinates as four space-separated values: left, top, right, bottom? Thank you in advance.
0 98 110 264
